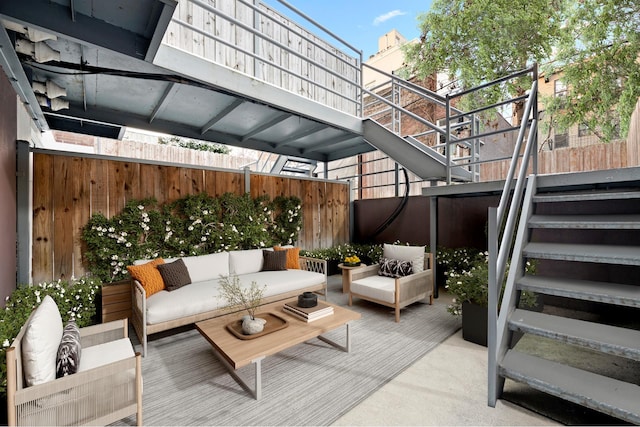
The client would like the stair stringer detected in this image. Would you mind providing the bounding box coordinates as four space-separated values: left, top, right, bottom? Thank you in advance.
362 119 473 182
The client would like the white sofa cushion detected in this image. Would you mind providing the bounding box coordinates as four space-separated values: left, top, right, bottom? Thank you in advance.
351 276 396 304
146 280 226 324
238 270 325 297
383 244 425 273
229 249 264 275
182 252 230 282
78 338 135 372
145 269 325 324
21 295 64 386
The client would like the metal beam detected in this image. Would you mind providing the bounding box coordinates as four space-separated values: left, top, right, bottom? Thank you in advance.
276 123 326 147
149 82 179 123
145 0 178 62
240 113 290 142
0 0 164 60
0 23 48 131
58 104 333 162
200 99 244 135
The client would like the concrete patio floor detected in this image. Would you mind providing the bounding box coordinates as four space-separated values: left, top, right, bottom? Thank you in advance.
331 305 559 426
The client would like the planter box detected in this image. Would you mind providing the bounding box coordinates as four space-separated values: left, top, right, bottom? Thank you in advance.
462 301 488 346
462 300 535 347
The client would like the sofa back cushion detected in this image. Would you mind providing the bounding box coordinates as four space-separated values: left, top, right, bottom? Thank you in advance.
22 295 63 386
182 252 229 282
383 244 425 273
273 246 301 269
157 259 192 291
229 249 264 275
127 258 166 297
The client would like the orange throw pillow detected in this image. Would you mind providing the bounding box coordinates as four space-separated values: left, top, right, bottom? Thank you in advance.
273 246 300 269
127 258 166 297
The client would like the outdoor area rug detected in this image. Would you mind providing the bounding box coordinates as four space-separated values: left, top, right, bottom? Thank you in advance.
114 278 460 426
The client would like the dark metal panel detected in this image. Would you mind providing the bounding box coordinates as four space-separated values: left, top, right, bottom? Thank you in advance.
0 0 170 59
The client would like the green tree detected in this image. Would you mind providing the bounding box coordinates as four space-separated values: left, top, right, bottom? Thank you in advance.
158 135 230 154
544 0 640 141
404 0 564 124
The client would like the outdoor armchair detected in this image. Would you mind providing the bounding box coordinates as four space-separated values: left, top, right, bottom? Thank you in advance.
6 304 142 426
349 246 434 322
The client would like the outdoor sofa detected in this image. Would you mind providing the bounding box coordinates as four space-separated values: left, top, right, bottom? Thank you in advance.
130 248 327 356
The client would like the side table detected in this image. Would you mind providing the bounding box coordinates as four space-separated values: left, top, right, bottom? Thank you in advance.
338 263 365 293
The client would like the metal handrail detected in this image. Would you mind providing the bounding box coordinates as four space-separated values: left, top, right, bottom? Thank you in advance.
487 69 540 406
171 0 363 115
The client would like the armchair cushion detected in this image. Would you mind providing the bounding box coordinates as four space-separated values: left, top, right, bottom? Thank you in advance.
351 276 396 304
56 321 81 378
378 258 413 278
383 244 425 273
22 295 63 386
78 338 135 372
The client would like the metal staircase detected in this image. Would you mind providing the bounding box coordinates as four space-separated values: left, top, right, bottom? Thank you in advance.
488 148 640 421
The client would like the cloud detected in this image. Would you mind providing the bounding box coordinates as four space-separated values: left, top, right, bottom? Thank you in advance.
373 10 407 26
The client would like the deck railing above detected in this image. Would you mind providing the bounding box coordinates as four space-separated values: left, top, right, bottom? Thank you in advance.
162 0 363 115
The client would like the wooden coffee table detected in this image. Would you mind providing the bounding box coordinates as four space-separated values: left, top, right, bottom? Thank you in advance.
195 298 360 400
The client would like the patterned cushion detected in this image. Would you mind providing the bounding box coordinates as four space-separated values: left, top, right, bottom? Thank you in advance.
273 246 300 269
56 321 81 378
262 250 287 271
157 259 192 291
127 258 166 297
378 257 413 278
383 244 425 273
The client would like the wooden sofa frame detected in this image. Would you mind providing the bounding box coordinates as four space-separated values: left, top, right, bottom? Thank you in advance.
348 253 434 322
132 256 327 356
6 317 142 426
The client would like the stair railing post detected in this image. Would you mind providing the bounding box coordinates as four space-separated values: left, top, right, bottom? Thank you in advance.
445 94 451 185
488 206 499 406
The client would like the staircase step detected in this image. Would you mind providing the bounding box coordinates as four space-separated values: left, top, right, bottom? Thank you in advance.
523 242 640 265
533 189 640 203
518 275 640 308
500 350 640 424
528 214 640 229
509 309 640 360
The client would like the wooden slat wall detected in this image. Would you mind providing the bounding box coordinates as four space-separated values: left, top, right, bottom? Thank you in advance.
480 139 637 182
32 153 349 283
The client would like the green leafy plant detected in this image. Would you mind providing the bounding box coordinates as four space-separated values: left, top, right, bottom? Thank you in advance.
0 277 102 395
158 136 230 154
217 275 265 320
444 251 537 316
82 193 303 283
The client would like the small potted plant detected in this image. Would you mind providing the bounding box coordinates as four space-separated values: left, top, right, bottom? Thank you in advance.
343 255 361 266
218 275 266 334
445 252 538 346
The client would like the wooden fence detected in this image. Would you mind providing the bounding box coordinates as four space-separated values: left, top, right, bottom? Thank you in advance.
480 138 639 182
32 152 349 283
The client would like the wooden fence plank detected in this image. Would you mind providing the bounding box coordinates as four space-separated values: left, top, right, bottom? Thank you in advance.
32 154 54 283
72 157 90 279
53 156 73 280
